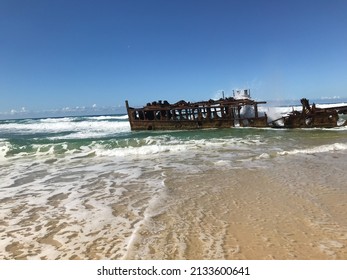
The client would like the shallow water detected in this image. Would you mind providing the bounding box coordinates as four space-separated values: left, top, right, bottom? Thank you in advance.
1 115 347 259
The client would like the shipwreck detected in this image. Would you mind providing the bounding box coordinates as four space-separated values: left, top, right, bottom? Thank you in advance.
126 90 268 130
125 90 347 131
271 98 347 128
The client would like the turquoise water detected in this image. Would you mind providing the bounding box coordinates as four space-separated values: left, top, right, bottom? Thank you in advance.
1 114 347 160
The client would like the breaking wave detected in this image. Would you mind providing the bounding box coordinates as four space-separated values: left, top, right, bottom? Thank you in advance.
1 113 347 165
0 116 130 139
278 143 347 156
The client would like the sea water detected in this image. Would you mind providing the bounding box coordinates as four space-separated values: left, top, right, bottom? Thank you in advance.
1 110 347 259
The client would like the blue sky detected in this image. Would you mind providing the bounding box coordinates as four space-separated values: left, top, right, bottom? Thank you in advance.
1 0 347 118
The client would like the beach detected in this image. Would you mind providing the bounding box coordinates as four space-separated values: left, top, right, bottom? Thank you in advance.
1 116 347 259
123 150 347 260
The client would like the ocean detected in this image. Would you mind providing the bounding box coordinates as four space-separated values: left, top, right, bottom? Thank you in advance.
1 109 347 260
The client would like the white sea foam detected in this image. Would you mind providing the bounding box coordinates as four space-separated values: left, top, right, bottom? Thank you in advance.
278 143 347 156
0 119 130 138
48 123 130 139
259 106 295 121
122 176 168 259
95 143 188 157
100 136 260 158
39 117 75 123
0 154 153 259
214 160 231 166
0 140 11 161
86 115 128 120
315 102 347 109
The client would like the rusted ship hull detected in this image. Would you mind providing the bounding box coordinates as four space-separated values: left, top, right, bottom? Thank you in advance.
127 116 268 131
271 98 347 128
126 90 268 131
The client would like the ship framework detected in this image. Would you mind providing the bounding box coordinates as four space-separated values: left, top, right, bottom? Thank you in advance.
271 98 347 128
126 90 268 131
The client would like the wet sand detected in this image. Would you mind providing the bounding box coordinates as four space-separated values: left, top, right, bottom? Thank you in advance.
1 151 347 260
125 153 347 260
